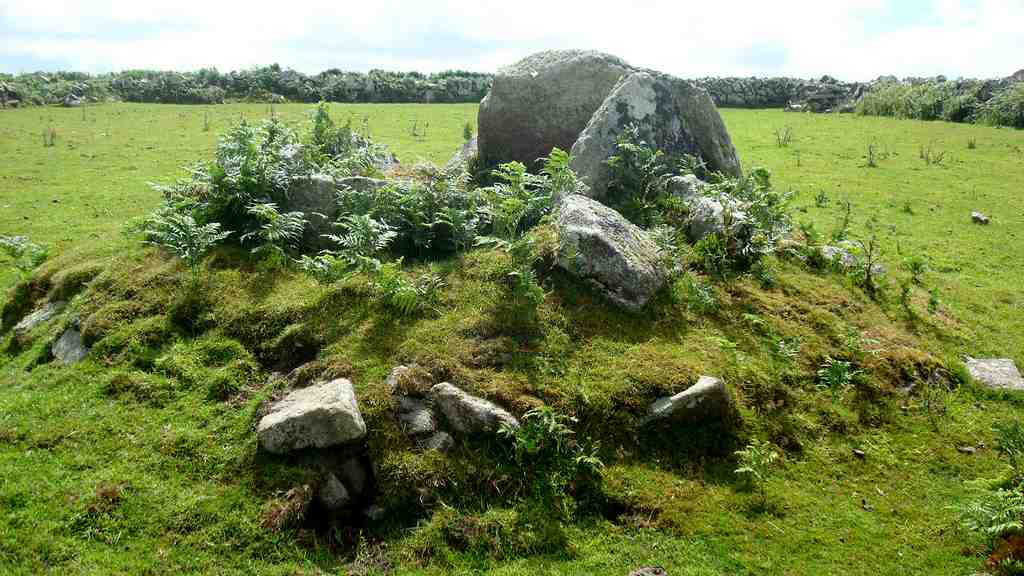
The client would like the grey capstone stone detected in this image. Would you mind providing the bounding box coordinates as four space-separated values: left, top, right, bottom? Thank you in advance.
640 376 732 426
555 194 668 310
570 70 742 202
14 300 66 339
257 379 367 454
478 50 633 167
396 395 437 436
429 382 518 434
52 328 87 364
318 473 351 511
966 358 1024 390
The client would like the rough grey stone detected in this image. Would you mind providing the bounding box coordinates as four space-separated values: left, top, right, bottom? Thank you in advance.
52 328 87 364
14 300 65 339
478 50 633 167
396 395 437 436
966 358 1024 390
666 174 706 201
318 473 351 511
288 175 388 250
820 244 887 276
570 70 742 202
385 365 411 393
555 194 668 310
422 431 454 453
972 211 990 225
640 376 732 426
339 457 368 497
445 136 478 172
257 379 366 454
429 382 518 434
684 196 748 244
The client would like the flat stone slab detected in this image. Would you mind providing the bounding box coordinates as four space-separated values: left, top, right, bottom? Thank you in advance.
257 379 366 454
967 358 1024 390
14 300 65 338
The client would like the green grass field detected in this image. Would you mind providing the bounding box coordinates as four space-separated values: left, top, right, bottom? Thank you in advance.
2 103 1023 575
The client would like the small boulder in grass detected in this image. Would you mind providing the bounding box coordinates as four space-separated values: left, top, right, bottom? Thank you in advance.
640 376 732 426
966 357 1024 391
628 567 668 576
257 378 367 454
972 211 990 225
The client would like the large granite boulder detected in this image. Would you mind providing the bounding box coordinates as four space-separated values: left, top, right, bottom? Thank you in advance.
570 71 742 201
478 50 633 168
257 379 366 454
287 175 387 250
429 382 518 434
555 194 668 310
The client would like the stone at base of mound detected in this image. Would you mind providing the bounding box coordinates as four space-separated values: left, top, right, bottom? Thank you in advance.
52 328 88 364
640 376 732 426
429 382 518 434
257 379 367 454
555 194 667 311
967 358 1024 390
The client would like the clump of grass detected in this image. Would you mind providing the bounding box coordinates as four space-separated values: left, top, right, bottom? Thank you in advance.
967 137 977 150
774 126 794 148
42 126 57 147
919 142 947 166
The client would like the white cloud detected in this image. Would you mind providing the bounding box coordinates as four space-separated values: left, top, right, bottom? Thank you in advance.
1 0 1021 79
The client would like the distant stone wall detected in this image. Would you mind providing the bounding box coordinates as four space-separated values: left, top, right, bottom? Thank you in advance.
691 76 867 112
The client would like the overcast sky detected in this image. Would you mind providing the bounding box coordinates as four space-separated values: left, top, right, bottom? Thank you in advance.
1 0 1021 80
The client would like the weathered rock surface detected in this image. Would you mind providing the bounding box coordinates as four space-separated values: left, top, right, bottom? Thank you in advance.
318 473 351 510
966 358 1024 390
257 379 366 454
640 376 732 426
555 194 668 310
478 50 633 167
288 175 388 249
445 136 478 172
570 71 742 201
396 395 437 436
684 196 748 244
666 174 707 201
52 328 87 364
14 300 65 339
429 382 518 434
422 431 454 453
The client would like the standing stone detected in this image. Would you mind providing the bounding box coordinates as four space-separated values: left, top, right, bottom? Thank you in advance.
52 328 88 364
570 71 742 202
478 50 633 168
257 379 366 454
640 376 732 426
966 358 1024 390
555 194 668 310
429 382 518 434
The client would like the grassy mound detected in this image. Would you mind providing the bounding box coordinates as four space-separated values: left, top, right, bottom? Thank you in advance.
2 103 1024 574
